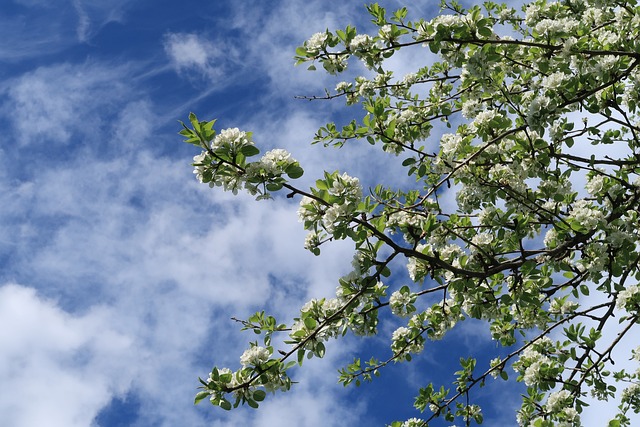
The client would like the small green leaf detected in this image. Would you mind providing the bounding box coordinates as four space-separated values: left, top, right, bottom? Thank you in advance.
266 182 283 191
194 391 210 405
241 145 260 157
286 164 304 179
303 316 317 330
477 26 493 37
253 390 266 402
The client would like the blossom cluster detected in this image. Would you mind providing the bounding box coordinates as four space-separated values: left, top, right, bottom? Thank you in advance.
298 172 363 239
389 287 416 317
512 337 562 388
190 125 302 198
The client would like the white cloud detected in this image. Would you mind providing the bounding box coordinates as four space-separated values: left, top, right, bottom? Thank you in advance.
163 32 232 83
165 33 210 69
0 284 133 427
1 62 132 145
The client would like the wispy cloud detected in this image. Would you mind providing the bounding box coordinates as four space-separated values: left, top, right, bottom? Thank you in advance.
1 62 134 146
163 32 236 85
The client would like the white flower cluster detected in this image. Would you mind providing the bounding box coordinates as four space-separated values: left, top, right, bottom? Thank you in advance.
349 34 373 51
335 81 352 93
489 357 503 378
240 345 271 367
261 148 292 169
306 32 327 51
192 128 279 195
534 17 579 36
297 172 362 235
355 76 376 97
469 109 499 132
568 200 604 230
526 95 553 128
430 13 464 31
545 389 573 413
421 298 461 339
298 195 323 224
290 298 345 352
379 24 394 41
621 383 640 408
330 172 362 200
303 231 320 251
390 289 415 317
192 151 208 183
406 243 433 281
400 418 425 427
212 127 253 150
440 133 464 157
549 298 579 315
471 232 494 249
246 149 296 179
391 326 424 355
616 285 640 311
585 173 605 195
387 210 426 235
541 71 567 90
513 337 560 387
322 204 351 233
461 99 481 119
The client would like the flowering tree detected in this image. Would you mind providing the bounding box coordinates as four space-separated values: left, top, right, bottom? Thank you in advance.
181 1 640 425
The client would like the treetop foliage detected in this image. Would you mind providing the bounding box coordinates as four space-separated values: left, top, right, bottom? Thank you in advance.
181 0 640 425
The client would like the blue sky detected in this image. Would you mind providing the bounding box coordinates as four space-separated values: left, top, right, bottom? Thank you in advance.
1 1 637 427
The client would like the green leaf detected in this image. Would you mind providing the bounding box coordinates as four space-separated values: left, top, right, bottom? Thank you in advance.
188 112 199 129
477 26 493 37
285 164 304 179
266 182 283 192
253 390 266 402
303 316 317 330
241 145 260 157
315 342 326 358
194 391 210 405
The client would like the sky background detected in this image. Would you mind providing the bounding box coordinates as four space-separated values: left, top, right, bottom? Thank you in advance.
0 1 637 427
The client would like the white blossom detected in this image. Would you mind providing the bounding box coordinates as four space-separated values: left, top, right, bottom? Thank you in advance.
616 285 640 310
545 389 572 412
240 346 271 367
586 174 605 195
306 32 327 50
400 418 425 427
192 151 208 183
568 200 604 230
391 326 424 354
541 71 566 89
471 232 493 248
212 127 253 150
440 133 463 157
390 290 414 317
335 81 351 92
349 34 373 51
